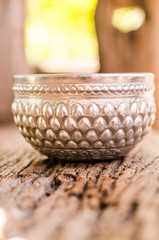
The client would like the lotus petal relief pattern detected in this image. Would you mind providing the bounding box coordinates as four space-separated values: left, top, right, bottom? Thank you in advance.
12 98 156 160
12 74 156 160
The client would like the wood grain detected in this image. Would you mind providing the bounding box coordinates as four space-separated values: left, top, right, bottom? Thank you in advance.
0 124 159 240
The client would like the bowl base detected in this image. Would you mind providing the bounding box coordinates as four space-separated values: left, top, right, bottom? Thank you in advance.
35 146 134 161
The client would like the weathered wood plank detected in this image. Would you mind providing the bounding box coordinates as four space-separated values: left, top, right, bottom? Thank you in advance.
0 125 159 240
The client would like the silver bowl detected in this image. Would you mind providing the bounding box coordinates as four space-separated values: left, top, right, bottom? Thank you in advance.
12 73 156 160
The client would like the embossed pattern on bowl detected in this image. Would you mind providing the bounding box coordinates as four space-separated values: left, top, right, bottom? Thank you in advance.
12 73 156 160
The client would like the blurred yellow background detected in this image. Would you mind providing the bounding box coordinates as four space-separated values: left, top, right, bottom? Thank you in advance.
25 0 99 73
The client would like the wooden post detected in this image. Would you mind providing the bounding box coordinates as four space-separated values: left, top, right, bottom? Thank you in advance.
0 0 28 123
95 0 159 124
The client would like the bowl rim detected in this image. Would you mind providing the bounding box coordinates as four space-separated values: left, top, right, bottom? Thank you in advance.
14 72 154 78
13 73 155 85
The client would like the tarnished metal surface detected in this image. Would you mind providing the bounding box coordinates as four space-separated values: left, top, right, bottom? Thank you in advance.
12 73 156 160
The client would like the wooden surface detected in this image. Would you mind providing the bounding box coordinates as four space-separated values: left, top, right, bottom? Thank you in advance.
0 124 159 240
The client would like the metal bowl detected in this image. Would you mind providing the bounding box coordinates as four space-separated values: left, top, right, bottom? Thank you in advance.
12 73 156 160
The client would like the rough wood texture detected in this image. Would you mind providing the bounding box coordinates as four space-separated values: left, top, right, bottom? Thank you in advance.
0 124 159 240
